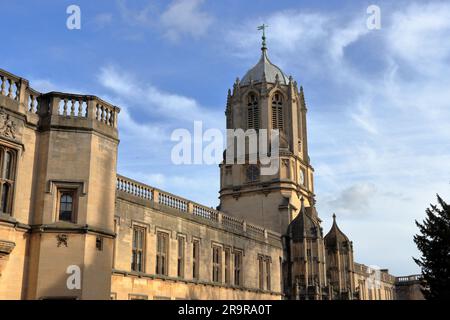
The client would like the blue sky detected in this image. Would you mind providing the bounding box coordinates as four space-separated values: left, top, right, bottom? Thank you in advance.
2 0 450 276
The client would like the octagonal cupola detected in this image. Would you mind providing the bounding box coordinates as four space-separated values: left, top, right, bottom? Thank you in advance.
241 47 289 85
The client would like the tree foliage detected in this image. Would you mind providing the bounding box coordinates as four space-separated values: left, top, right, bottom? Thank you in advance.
413 195 450 299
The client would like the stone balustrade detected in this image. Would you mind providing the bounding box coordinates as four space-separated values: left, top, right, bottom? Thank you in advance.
0 68 120 130
117 175 153 200
396 275 421 283
0 69 20 101
46 92 119 128
116 174 277 242
26 87 42 114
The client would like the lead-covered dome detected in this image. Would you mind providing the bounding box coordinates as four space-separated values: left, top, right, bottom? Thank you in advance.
241 48 289 85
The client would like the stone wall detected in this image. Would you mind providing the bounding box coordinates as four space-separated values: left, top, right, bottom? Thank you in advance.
113 177 284 300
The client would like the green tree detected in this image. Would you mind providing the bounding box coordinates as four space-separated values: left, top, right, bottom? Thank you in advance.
413 194 450 299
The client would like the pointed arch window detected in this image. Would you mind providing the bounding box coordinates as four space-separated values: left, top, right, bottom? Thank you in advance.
247 93 259 129
0 147 16 215
272 92 284 130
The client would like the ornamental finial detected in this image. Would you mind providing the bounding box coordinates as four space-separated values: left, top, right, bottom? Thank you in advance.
257 24 268 51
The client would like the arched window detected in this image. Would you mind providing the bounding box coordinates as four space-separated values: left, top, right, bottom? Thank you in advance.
59 192 74 222
247 94 259 129
0 147 16 215
272 92 283 130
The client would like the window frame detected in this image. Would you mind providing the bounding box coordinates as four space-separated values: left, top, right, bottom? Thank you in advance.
0 145 17 215
192 238 200 280
265 257 271 291
131 225 146 272
258 255 264 290
246 93 259 130
156 231 169 276
233 249 243 286
177 235 185 278
271 92 284 131
224 247 231 285
56 189 78 223
212 245 222 283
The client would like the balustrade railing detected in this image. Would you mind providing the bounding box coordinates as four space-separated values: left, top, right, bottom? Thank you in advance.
193 204 219 221
117 175 153 200
396 275 421 283
116 174 274 241
57 94 88 118
222 214 244 232
0 68 119 129
0 69 20 101
48 93 119 128
26 88 42 114
159 191 188 212
246 223 265 239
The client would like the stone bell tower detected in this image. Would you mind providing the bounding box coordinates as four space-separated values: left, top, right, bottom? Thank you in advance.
219 27 316 235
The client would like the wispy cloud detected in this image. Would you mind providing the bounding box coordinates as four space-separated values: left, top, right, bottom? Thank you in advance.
115 0 213 42
160 0 214 42
97 65 222 127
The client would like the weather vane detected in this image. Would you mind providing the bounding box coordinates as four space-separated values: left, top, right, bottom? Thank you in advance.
257 24 268 49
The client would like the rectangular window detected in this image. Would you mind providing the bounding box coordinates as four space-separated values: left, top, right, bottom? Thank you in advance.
192 239 200 280
224 247 231 284
212 246 222 283
234 250 243 286
258 255 271 290
0 147 16 215
258 256 264 289
156 232 169 276
177 236 185 278
265 258 271 291
131 226 145 272
58 189 77 222
96 236 103 251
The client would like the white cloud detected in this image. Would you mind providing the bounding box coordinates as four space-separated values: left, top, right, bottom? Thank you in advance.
93 13 114 28
97 65 222 127
115 0 214 42
117 0 156 28
387 2 450 74
160 0 213 42
325 183 377 217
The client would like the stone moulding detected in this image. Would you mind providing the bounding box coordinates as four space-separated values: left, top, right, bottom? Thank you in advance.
0 239 15 255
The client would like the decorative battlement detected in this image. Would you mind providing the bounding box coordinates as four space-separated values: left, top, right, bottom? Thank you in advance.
0 68 120 137
116 174 278 244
